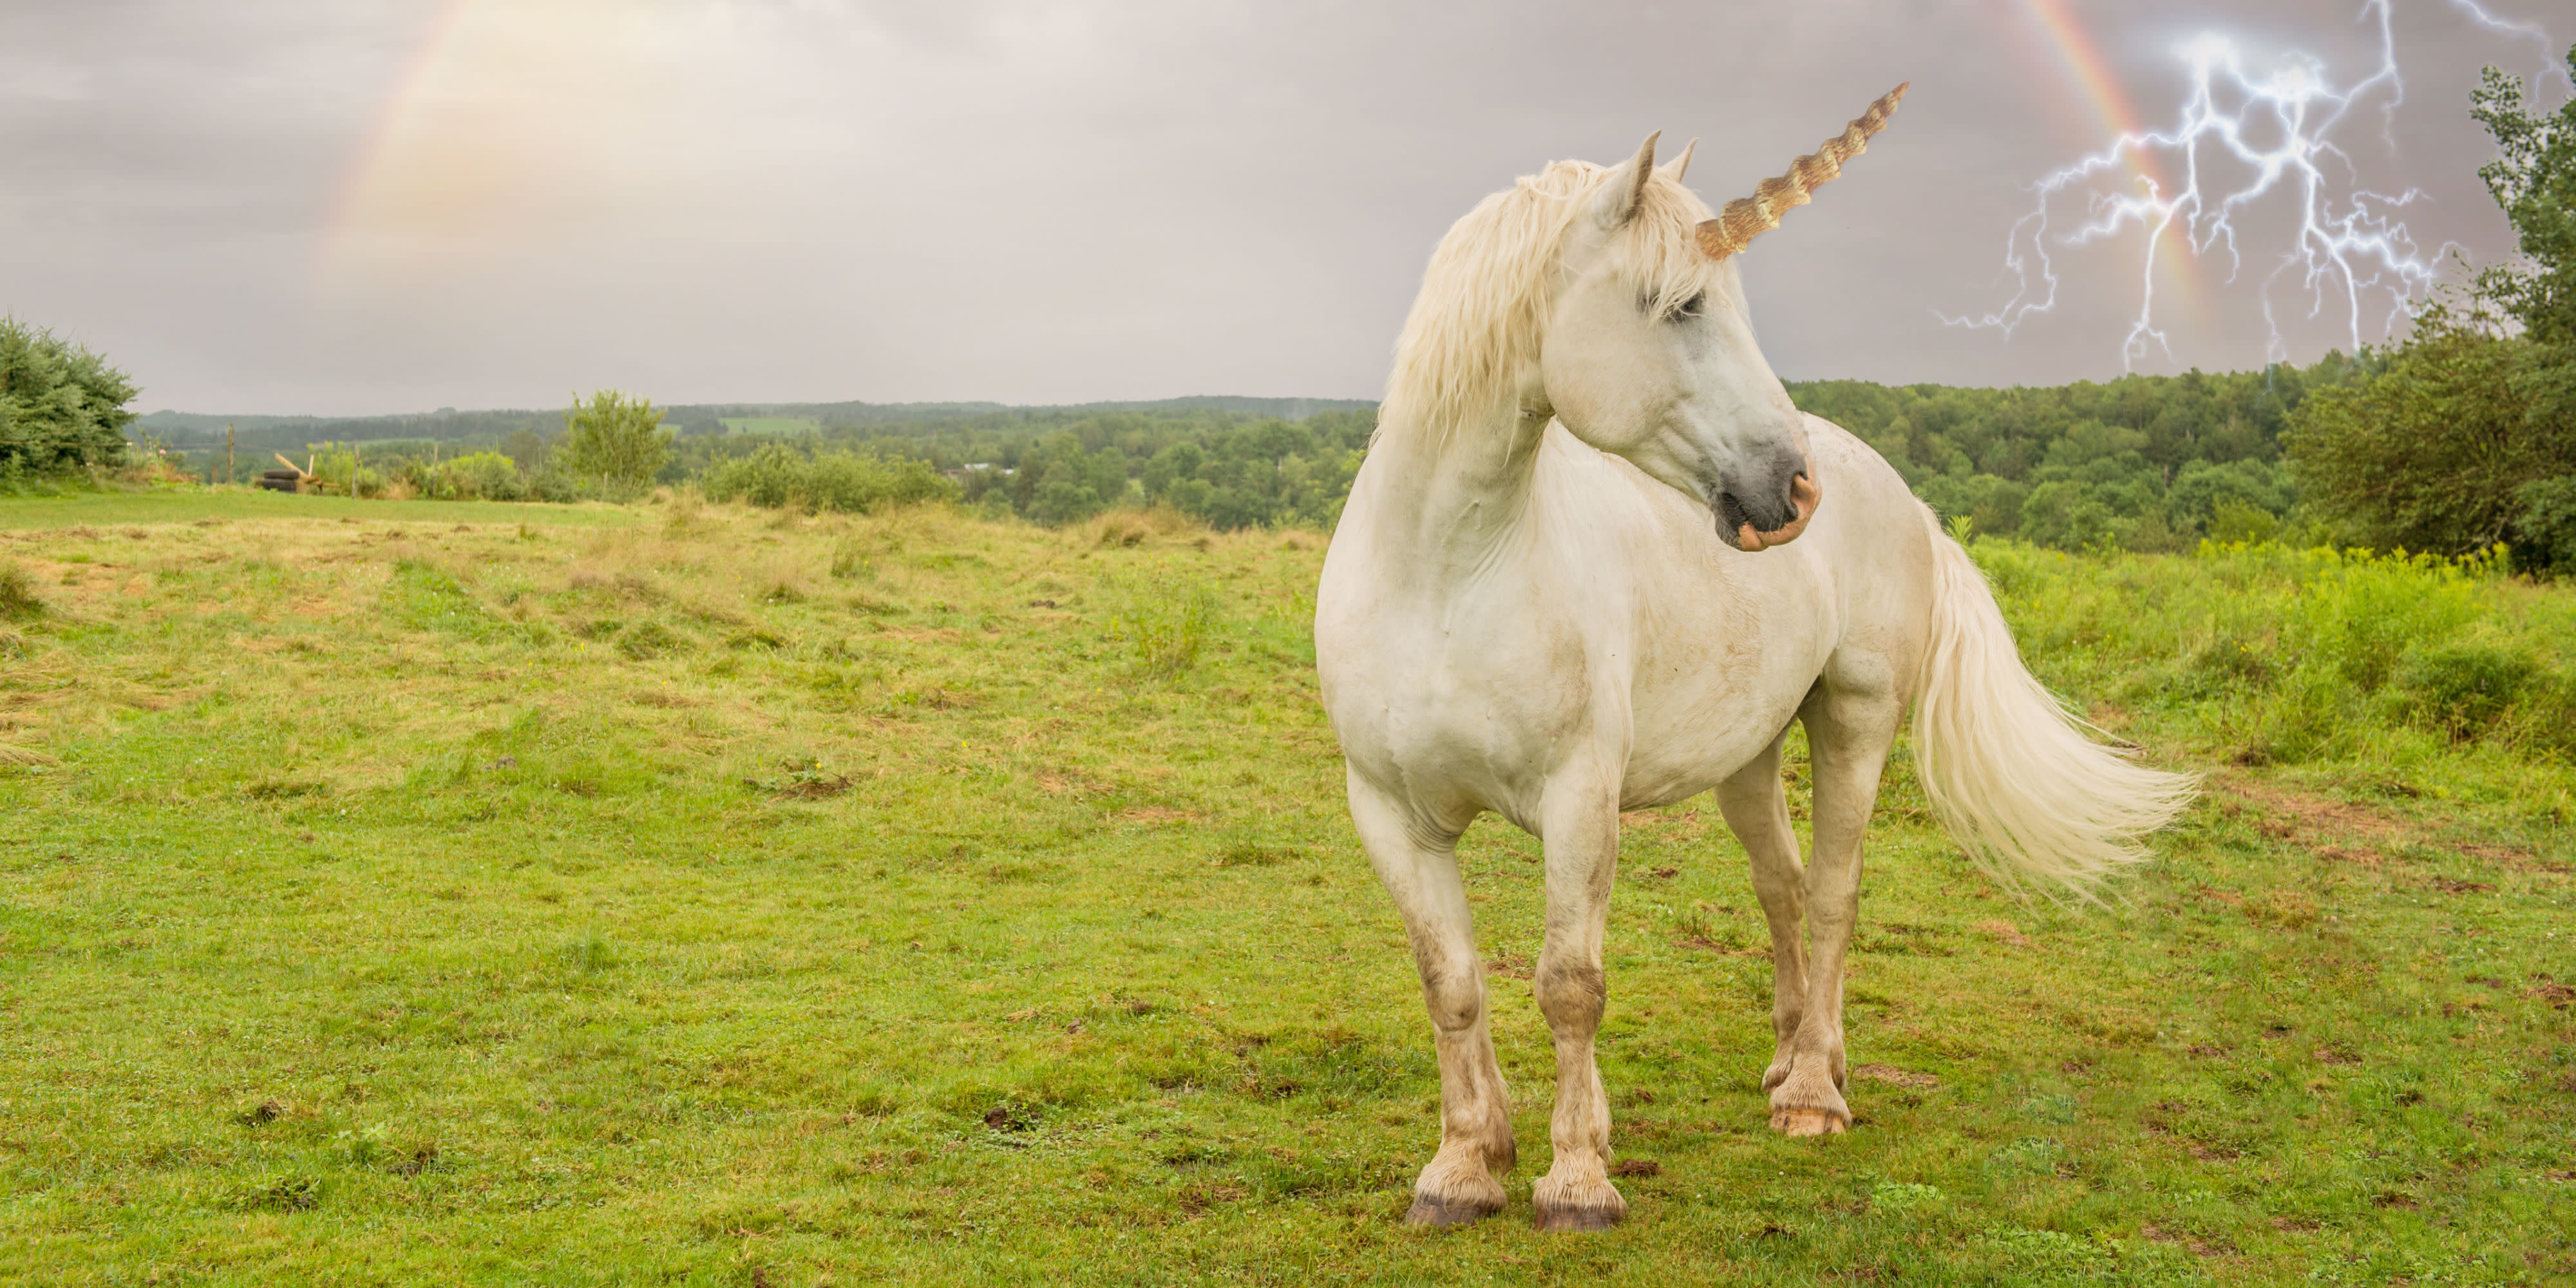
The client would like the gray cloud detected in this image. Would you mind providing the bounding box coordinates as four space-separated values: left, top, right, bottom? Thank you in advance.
0 0 2561 414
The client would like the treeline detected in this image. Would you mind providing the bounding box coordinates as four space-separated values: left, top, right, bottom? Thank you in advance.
118 374 2347 544
1788 359 2344 551
674 406 1375 529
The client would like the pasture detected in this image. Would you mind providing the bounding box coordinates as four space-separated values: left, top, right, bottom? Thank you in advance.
0 491 2569 1285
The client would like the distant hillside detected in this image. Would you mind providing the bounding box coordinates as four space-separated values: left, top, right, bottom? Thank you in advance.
131 395 1376 450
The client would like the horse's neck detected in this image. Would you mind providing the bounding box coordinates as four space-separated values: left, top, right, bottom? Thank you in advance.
1356 405 1549 583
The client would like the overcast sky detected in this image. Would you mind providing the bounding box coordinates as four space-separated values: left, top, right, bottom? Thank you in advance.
1 0 2566 415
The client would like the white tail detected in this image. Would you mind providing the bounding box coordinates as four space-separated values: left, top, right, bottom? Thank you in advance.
1911 522 2197 899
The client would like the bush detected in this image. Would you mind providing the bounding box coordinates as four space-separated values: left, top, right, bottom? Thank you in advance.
701 444 958 515
2398 643 2540 739
2517 474 2576 574
425 452 526 501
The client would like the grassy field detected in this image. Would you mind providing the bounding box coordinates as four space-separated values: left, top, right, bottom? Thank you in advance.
0 489 2569 1285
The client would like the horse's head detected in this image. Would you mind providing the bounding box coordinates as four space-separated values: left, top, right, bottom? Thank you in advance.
1537 86 1905 551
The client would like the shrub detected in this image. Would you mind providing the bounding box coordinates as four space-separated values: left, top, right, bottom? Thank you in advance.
702 444 958 515
2398 643 2540 739
2283 548 2489 694
1110 583 1220 677
2206 499 2280 545
2517 474 2576 575
426 452 526 501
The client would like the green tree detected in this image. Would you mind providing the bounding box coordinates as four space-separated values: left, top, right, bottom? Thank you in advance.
2284 50 2576 567
2283 310 2546 554
0 317 137 474
558 390 670 489
2472 47 2576 572
2472 47 2576 344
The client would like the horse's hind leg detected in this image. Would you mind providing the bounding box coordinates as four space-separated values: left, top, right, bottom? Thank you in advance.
1345 770 1514 1226
1530 762 1629 1232
1767 672 1906 1136
1712 728 1810 1098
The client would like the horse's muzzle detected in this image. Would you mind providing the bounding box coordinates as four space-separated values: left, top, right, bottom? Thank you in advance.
1719 466 1821 553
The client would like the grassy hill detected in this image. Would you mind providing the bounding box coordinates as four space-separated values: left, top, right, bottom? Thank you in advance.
0 492 2566 1283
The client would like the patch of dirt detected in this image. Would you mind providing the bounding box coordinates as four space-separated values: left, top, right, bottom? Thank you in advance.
1852 1063 1939 1090
1486 953 1533 981
2526 981 2575 1009
2140 1224 2234 1256
773 774 853 799
2223 778 2568 878
1676 936 1762 957
2426 876 2496 895
1973 918 2030 947
2225 778 2403 853
1609 1157 1662 1178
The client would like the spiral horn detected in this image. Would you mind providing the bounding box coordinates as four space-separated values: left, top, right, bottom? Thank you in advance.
1696 82 1908 261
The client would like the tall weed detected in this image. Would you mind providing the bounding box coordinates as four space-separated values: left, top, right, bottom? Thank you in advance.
0 558 42 620
1111 583 1220 677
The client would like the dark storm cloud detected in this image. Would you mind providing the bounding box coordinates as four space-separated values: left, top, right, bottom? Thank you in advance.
0 0 2561 414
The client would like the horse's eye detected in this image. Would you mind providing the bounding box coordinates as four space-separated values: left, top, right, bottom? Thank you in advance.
1671 292 1707 321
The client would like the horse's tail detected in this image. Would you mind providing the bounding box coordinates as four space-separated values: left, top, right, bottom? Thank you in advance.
1910 518 2197 898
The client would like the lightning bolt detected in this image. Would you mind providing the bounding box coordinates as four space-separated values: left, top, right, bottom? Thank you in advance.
1944 0 2559 370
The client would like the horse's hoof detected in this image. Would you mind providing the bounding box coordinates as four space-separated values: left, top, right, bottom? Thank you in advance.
1531 1201 1625 1233
1405 1192 1503 1227
1770 1107 1849 1137
1530 1177 1626 1232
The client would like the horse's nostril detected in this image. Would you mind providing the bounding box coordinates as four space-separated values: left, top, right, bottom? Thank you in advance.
1716 490 1754 535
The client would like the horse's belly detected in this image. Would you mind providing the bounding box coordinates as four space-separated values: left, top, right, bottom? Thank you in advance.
1615 583 1837 808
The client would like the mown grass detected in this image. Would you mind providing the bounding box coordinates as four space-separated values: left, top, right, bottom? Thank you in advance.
0 493 2568 1285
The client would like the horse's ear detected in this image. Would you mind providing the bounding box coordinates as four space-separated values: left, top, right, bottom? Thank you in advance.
1660 138 1697 185
1591 131 1661 227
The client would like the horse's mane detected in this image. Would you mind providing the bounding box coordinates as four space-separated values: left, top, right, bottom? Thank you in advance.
1379 160 1723 442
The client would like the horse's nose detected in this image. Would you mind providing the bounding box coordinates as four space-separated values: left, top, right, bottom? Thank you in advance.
1720 453 1820 553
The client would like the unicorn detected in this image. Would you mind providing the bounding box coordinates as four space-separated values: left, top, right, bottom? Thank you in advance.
1314 85 2193 1231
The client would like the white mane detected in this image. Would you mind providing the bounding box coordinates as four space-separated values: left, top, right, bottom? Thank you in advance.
1379 160 1724 440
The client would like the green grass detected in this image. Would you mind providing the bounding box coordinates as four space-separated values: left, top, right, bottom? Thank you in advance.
0 493 2568 1285
0 486 642 531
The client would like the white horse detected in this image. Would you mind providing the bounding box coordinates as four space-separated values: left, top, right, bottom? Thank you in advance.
1314 86 2193 1232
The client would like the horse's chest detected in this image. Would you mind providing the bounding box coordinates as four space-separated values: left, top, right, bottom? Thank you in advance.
1322 603 1593 777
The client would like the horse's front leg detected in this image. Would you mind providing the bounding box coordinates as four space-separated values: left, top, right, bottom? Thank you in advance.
1345 770 1515 1226
1530 764 1628 1232
1766 681 1905 1136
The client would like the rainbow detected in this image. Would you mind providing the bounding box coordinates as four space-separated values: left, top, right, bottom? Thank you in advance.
314 0 652 295
2009 0 2208 325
